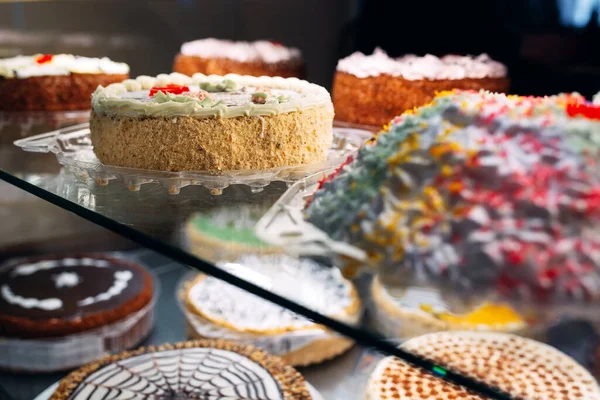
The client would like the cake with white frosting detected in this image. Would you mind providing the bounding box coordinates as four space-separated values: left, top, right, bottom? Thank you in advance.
90 72 334 172
0 54 129 111
333 48 509 126
50 339 314 400
366 331 600 400
173 38 305 79
0 255 153 338
183 254 361 366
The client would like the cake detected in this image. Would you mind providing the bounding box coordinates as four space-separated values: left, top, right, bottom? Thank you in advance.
0 54 129 111
366 331 600 400
182 254 361 366
305 91 600 334
186 204 279 263
90 72 334 172
173 38 305 78
332 49 509 127
370 275 526 340
50 339 313 400
0 254 153 338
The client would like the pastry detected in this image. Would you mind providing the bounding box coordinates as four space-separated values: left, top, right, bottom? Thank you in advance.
332 48 508 126
183 254 361 366
173 38 304 78
0 254 153 338
90 72 333 172
50 339 313 400
0 54 129 111
366 331 600 400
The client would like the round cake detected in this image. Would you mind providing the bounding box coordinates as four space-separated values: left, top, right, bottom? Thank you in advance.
370 275 526 340
366 331 600 400
183 254 361 366
186 205 279 263
332 49 509 127
0 54 129 111
50 339 313 400
0 254 153 338
173 38 305 78
90 72 334 172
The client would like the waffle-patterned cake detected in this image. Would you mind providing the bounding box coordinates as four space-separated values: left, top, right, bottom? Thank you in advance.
366 331 600 400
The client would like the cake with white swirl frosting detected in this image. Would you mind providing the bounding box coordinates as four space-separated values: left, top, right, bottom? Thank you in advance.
90 72 333 172
0 54 129 111
173 38 305 79
50 339 314 400
333 48 509 127
183 254 361 366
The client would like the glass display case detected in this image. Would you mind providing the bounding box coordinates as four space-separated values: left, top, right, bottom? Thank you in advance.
2 1 600 400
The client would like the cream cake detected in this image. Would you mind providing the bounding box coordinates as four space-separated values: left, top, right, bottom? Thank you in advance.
366 331 600 400
183 254 361 366
173 38 305 78
333 49 509 127
51 339 313 400
90 72 334 172
0 54 129 111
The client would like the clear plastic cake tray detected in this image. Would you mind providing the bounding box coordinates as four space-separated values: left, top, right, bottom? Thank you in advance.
14 123 373 195
254 172 367 263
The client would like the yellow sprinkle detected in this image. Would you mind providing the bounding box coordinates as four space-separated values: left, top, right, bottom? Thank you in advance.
438 303 525 327
441 165 453 177
350 182 357 190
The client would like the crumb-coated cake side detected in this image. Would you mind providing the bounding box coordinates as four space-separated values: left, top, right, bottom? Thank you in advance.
90 73 334 172
173 38 305 78
333 49 509 127
0 255 153 338
0 54 129 111
50 339 313 400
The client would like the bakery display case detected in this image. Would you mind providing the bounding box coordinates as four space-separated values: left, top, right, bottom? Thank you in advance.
3 1 600 400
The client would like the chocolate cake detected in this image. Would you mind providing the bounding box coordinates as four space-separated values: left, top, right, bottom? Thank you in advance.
173 38 305 78
0 255 153 338
0 54 129 111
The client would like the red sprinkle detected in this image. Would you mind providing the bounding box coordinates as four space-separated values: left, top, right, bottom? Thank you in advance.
566 102 600 120
149 84 190 96
35 54 53 64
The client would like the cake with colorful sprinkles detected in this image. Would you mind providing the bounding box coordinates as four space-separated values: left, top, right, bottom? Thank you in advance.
0 54 129 111
50 339 314 400
183 254 361 366
306 90 600 327
366 331 600 400
0 255 153 338
173 38 305 79
90 72 333 172
333 49 509 127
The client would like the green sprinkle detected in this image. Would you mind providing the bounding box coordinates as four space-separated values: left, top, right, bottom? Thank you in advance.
432 366 447 376
199 97 213 106
252 92 268 99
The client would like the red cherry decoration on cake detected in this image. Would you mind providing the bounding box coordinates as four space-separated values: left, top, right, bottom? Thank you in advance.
566 102 600 120
35 54 53 64
149 84 190 96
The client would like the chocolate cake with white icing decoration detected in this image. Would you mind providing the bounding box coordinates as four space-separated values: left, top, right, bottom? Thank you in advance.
183 254 361 366
0 255 153 338
173 38 305 79
51 339 313 400
366 331 600 400
333 48 509 126
0 54 129 111
90 72 333 172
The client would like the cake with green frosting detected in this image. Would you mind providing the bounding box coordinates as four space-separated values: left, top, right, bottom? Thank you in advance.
186 205 278 262
90 73 333 172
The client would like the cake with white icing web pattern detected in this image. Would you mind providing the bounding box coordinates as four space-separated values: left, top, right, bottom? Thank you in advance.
0 255 153 338
366 331 600 400
0 54 129 111
173 38 305 79
50 339 313 400
183 254 361 366
90 72 333 172
332 48 509 127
